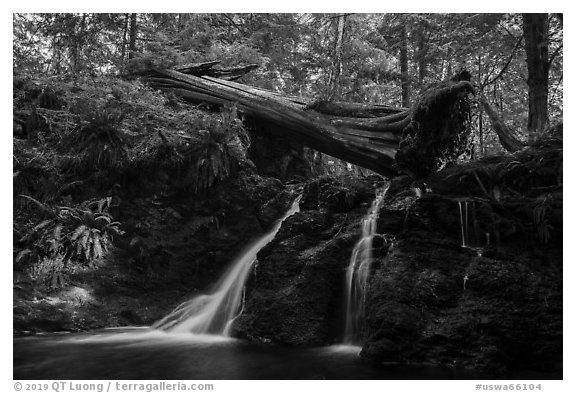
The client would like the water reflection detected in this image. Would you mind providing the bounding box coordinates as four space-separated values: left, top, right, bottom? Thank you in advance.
15 328 481 380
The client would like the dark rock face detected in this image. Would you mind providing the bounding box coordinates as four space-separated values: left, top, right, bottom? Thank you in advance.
232 179 384 344
232 209 361 345
363 221 562 376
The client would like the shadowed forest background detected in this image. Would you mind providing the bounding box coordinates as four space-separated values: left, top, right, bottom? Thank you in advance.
13 13 563 379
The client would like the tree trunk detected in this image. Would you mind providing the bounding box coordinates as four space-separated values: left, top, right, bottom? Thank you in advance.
129 13 138 60
328 14 346 100
400 25 410 107
174 61 259 81
523 13 549 138
417 23 428 88
70 13 87 75
477 54 484 157
121 13 129 65
178 13 188 33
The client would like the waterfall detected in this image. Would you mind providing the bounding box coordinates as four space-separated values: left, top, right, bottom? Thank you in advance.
343 185 389 345
458 200 469 248
153 195 301 336
457 200 485 256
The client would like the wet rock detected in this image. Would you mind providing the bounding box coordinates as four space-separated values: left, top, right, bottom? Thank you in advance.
232 207 366 345
118 309 143 325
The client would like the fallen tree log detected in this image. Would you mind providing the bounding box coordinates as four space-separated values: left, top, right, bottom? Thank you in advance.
136 60 261 81
304 100 407 118
139 67 476 178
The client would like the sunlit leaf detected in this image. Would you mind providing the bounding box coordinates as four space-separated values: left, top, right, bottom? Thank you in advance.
71 225 87 241
15 249 32 263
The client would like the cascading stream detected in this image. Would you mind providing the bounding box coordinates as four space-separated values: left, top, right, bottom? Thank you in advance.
153 195 301 336
343 184 389 345
457 199 485 256
458 200 469 248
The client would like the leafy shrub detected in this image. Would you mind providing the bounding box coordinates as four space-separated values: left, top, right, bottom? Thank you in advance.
28 254 67 289
532 194 554 244
60 105 128 173
15 196 123 287
13 140 61 207
189 106 252 192
132 104 252 193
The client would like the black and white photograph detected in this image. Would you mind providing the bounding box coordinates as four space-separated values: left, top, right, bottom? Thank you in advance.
11 8 565 386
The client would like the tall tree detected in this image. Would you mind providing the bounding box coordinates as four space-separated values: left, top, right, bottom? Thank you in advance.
328 14 346 100
399 24 410 107
69 13 87 74
523 13 549 137
121 13 129 65
415 19 428 88
129 13 138 59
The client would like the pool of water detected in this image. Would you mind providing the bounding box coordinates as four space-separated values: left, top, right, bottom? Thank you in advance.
14 328 481 380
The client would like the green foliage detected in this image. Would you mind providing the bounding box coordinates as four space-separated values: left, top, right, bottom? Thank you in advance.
61 105 128 172
13 12 562 153
13 140 61 205
133 104 252 193
14 13 129 75
532 195 553 244
28 253 67 289
189 105 251 192
15 196 123 286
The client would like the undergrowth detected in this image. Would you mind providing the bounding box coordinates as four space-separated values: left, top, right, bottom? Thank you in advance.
13 73 254 285
14 195 123 289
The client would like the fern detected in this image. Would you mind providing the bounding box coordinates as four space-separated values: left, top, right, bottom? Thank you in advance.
532 194 554 243
189 215 220 235
15 196 124 277
61 106 128 172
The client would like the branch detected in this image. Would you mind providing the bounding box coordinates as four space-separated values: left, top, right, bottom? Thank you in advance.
221 13 246 35
547 44 563 71
482 33 524 88
329 13 355 20
551 75 563 99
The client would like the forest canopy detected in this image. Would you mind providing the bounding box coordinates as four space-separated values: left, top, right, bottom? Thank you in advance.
13 13 563 156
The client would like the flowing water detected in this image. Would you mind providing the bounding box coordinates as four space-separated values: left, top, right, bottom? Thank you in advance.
153 196 302 335
458 200 469 248
457 200 486 256
343 185 389 345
